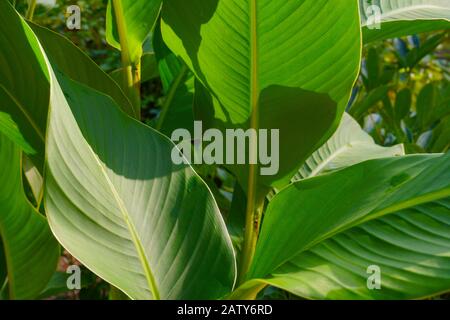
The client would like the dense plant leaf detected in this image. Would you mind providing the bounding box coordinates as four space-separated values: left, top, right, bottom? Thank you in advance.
162 0 361 192
360 0 450 43
44 68 236 299
295 113 404 180
106 0 162 64
248 153 450 280
29 22 135 117
153 20 194 136
0 1 50 170
0 134 59 299
260 199 450 299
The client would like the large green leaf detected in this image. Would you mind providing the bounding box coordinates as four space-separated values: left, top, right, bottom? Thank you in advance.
153 20 194 136
161 0 362 192
360 0 450 44
29 22 135 118
106 0 162 64
295 113 404 180
0 1 50 170
44 68 236 299
0 134 59 299
248 153 450 280
261 199 450 299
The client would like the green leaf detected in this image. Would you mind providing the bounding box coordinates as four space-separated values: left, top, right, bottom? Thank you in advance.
417 83 438 129
248 153 450 280
261 199 450 299
106 0 162 64
29 22 135 118
153 20 194 136
349 85 391 121
395 88 412 122
0 134 59 299
405 33 447 69
295 113 404 180
44 68 236 299
361 0 450 44
0 1 50 170
162 0 361 192
366 47 380 90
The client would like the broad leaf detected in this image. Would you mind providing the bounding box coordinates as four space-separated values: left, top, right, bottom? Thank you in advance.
153 20 194 136
0 1 50 170
44 69 236 299
261 199 450 299
162 0 361 192
295 113 404 180
106 0 162 64
360 0 450 44
29 22 135 118
0 134 59 299
248 153 450 280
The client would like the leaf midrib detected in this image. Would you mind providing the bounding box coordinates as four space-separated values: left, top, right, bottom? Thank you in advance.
86 140 160 300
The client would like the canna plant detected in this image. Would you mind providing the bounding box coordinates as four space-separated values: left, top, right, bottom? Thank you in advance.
0 0 449 300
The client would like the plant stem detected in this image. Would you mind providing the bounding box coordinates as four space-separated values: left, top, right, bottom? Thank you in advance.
238 193 264 285
237 0 261 285
112 0 140 120
25 0 37 21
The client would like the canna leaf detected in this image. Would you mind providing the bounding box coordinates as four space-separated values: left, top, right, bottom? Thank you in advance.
0 134 59 299
29 22 136 118
161 0 362 194
295 113 405 180
153 20 195 136
44 69 236 299
259 198 450 299
247 153 450 280
0 0 50 171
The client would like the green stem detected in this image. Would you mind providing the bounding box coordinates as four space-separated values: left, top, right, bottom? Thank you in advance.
25 0 37 20
112 0 140 120
237 0 260 285
156 64 189 131
238 195 264 285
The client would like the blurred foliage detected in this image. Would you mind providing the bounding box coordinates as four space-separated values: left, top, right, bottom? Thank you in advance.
348 31 450 154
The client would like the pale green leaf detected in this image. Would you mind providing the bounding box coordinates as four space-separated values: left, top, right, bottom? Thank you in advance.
295 113 405 180
248 153 450 279
44 69 236 299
